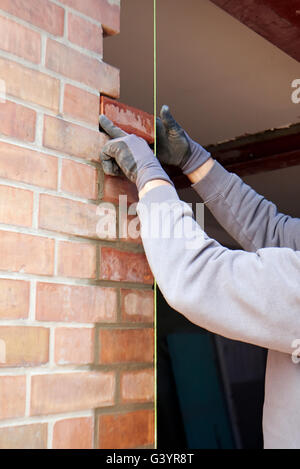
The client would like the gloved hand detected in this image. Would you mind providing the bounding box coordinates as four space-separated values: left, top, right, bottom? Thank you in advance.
156 105 211 175
99 115 173 193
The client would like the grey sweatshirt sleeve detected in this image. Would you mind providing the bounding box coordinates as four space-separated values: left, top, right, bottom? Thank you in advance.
192 161 300 252
137 184 300 355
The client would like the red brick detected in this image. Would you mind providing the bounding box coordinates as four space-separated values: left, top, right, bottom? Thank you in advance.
121 289 154 323
46 39 120 97
55 328 94 365
43 115 107 161
0 375 26 420
0 101 36 142
61 160 98 200
68 13 103 55
103 176 138 205
0 142 58 189
0 423 47 449
57 241 96 279
121 369 154 403
0 57 60 111
39 194 100 239
98 329 154 364
64 84 100 126
31 372 115 416
0 231 54 276
0 0 64 36
0 279 29 319
53 417 93 449
101 96 154 144
98 410 154 449
99 248 153 284
0 14 41 62
58 0 120 35
119 213 142 245
0 326 49 367
36 282 117 323
0 186 33 227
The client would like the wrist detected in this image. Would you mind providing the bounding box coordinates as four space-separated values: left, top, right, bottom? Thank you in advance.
139 180 172 199
187 157 215 184
181 136 212 176
136 158 173 194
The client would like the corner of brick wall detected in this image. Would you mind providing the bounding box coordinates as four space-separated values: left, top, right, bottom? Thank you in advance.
0 0 155 450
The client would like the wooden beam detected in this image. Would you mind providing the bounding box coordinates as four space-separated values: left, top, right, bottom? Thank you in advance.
210 0 300 62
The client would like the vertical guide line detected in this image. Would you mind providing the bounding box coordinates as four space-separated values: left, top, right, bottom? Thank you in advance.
153 0 158 450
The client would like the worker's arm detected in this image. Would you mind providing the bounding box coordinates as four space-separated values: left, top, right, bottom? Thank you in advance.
137 183 300 355
99 117 300 355
157 106 300 252
191 160 300 252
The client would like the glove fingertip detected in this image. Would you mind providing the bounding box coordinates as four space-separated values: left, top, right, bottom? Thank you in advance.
101 159 118 177
99 114 111 130
160 104 170 118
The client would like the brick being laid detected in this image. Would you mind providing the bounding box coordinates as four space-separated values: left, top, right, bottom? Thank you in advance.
100 96 154 144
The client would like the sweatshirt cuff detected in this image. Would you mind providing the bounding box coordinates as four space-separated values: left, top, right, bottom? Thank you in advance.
191 160 233 203
137 184 179 209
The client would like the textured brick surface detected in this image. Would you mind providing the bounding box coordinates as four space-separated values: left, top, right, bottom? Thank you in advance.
98 410 154 449
121 289 154 323
59 0 120 35
0 0 154 450
0 0 65 36
0 185 33 227
119 214 142 245
44 115 106 161
0 375 26 420
0 142 58 189
0 326 49 367
0 14 41 62
99 248 153 284
0 279 29 319
60 159 98 200
0 231 54 275
36 282 117 323
0 101 36 142
101 96 154 143
57 241 97 279
31 372 115 415
99 329 154 364
63 84 100 126
53 417 93 449
55 328 94 365
0 424 47 449
39 194 99 239
46 39 120 97
121 369 154 403
68 13 103 55
103 176 138 205
0 57 60 111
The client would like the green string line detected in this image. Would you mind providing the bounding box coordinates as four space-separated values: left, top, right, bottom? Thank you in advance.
153 0 158 450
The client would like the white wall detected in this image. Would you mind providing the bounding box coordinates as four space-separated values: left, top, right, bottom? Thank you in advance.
105 0 300 145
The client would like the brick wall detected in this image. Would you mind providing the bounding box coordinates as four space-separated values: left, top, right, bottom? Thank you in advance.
0 0 155 449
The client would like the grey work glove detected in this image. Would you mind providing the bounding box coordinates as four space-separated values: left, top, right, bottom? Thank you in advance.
99 115 173 193
156 105 211 175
